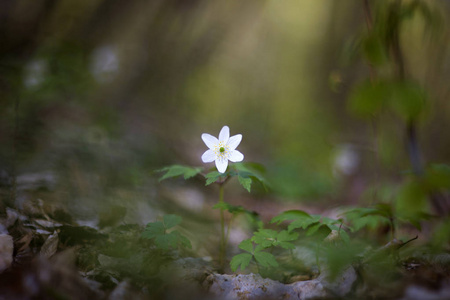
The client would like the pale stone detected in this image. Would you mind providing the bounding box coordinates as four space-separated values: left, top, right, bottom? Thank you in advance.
0 234 14 273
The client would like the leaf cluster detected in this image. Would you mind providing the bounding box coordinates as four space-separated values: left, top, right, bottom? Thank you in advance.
230 239 278 272
270 210 348 242
141 215 191 250
213 202 263 229
157 165 203 182
157 162 269 193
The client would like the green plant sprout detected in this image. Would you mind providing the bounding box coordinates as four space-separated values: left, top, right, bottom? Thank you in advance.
230 239 278 273
157 125 268 269
230 228 298 272
141 214 191 250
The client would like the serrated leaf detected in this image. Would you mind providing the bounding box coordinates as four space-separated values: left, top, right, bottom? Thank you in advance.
154 232 179 250
234 163 270 191
212 202 246 215
238 239 253 253
142 222 165 239
277 230 299 243
306 222 322 236
277 242 296 250
238 175 252 193
288 217 318 232
270 210 312 225
254 252 278 268
230 253 253 272
212 202 229 211
251 229 277 248
205 171 225 185
172 230 192 249
158 165 202 182
142 215 191 250
163 214 182 229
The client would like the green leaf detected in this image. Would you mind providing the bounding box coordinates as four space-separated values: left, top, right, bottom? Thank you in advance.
154 232 179 249
212 202 248 215
234 163 270 191
388 81 427 121
348 80 388 118
238 175 252 193
254 252 278 268
270 210 312 225
425 164 450 189
251 229 278 248
238 239 254 253
142 222 165 239
163 214 182 229
305 222 323 236
339 230 350 244
205 171 225 185
343 207 391 231
172 230 192 249
362 34 388 66
157 165 203 181
288 215 320 232
395 179 430 224
142 215 191 250
277 230 299 244
230 253 253 272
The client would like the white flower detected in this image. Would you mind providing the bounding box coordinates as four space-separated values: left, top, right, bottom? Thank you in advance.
201 126 244 173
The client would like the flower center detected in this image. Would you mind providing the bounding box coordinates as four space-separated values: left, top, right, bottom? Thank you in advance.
220 147 225 153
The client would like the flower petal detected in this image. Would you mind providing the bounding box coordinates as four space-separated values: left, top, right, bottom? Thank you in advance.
202 133 218 149
215 158 228 173
228 150 244 162
219 126 230 143
201 149 216 163
227 134 242 150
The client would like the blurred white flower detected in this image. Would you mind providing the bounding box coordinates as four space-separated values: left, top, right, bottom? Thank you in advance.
90 45 119 83
201 125 244 173
24 59 47 88
333 144 359 176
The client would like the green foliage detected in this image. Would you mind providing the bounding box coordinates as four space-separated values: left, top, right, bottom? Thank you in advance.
238 175 252 192
348 80 427 120
233 162 270 192
348 80 387 118
142 215 191 250
394 179 431 230
157 165 203 181
230 239 279 272
431 218 450 250
389 81 427 121
362 34 389 66
424 164 450 190
212 202 263 228
205 171 227 185
270 210 342 239
251 229 299 250
343 204 392 232
204 162 269 193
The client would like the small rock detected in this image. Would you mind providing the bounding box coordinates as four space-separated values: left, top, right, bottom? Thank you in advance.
205 273 327 300
0 234 13 273
205 266 357 300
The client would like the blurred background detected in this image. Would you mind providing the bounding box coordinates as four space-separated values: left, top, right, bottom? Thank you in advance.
1 0 450 230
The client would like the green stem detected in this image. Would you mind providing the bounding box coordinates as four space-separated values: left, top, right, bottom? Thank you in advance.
315 242 321 274
219 184 225 267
